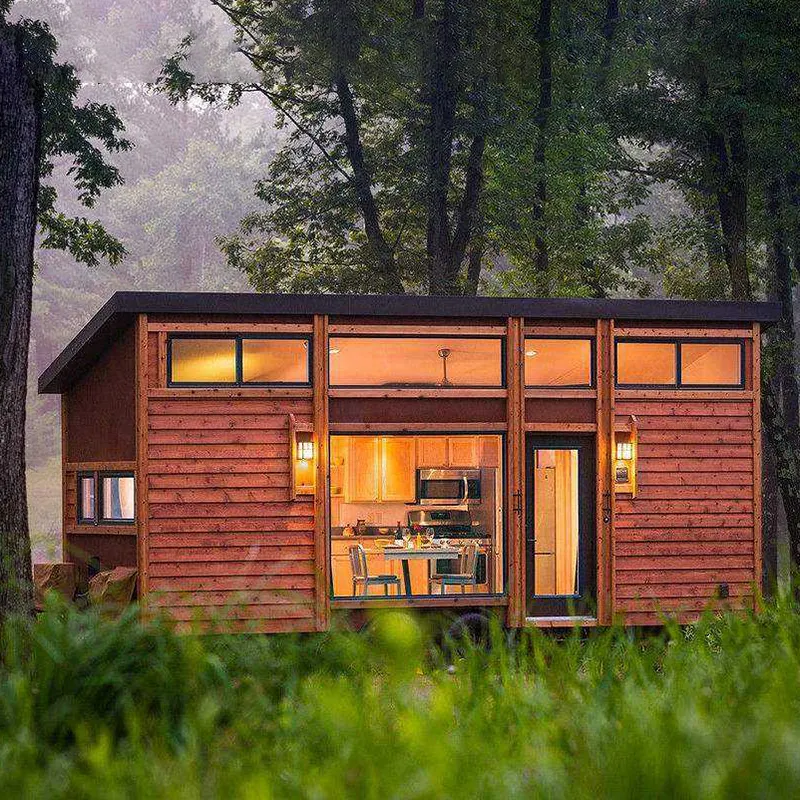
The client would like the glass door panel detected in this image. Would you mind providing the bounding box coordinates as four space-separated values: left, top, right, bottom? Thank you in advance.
526 436 595 617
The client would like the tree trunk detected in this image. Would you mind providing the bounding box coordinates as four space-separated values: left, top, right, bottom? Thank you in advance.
425 0 459 295
333 70 404 294
714 119 750 300
763 177 800 573
532 0 552 292
0 22 39 619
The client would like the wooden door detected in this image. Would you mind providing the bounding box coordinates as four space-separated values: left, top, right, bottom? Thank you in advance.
346 436 380 502
381 437 416 502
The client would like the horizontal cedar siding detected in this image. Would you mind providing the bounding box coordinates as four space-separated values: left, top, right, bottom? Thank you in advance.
146 394 315 632
614 400 755 624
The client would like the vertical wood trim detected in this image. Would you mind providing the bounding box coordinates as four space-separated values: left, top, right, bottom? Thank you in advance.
608 320 617 619
313 314 331 631
60 394 69 561
157 331 167 388
752 322 762 605
135 314 150 600
505 316 526 627
596 319 614 624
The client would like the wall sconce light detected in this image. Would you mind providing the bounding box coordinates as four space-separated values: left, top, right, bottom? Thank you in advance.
296 439 314 462
616 441 634 461
614 416 638 496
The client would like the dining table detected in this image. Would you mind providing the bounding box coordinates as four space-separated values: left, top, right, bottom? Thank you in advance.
380 544 461 596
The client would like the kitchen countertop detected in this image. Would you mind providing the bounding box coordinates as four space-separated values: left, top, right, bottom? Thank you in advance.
330 526 490 540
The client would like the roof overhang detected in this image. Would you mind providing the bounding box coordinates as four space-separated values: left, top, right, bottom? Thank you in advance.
38 291 782 394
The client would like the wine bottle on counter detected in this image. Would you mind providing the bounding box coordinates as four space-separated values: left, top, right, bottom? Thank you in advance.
394 521 404 544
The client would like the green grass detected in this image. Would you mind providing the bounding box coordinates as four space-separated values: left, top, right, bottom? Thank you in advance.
3 598 800 799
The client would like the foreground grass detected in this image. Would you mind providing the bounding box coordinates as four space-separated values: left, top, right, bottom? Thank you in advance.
2 599 800 799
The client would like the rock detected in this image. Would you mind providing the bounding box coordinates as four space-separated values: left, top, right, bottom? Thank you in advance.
88 566 138 611
33 563 77 610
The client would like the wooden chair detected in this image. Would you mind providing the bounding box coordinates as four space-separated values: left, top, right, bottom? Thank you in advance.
429 542 480 595
348 544 401 596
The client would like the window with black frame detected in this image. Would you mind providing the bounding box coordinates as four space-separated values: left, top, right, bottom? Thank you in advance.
168 336 311 386
77 472 135 524
328 433 505 600
328 336 504 388
615 339 744 388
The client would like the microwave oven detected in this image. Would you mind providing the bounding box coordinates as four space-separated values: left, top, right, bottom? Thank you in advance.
416 468 482 506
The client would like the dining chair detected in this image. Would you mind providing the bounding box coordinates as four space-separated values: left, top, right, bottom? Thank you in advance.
348 544 401 596
429 542 480 595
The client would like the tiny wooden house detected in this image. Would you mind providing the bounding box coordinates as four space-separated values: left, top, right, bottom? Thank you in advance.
39 292 779 631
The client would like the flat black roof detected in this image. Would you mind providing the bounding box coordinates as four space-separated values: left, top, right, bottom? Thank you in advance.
38 291 781 394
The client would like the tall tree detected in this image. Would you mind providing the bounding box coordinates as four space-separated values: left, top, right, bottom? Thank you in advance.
0 2 128 617
158 0 517 295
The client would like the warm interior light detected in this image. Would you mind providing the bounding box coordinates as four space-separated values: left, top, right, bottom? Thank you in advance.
297 439 314 461
525 350 538 357
329 348 340 354
616 441 634 461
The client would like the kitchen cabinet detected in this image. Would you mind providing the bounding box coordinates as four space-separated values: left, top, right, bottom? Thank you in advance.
416 437 449 468
342 436 416 503
381 437 416 502
417 436 479 468
479 436 501 467
346 437 380 502
448 437 478 467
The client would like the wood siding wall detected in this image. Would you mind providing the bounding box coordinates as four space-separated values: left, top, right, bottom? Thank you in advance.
613 399 757 624
142 317 317 632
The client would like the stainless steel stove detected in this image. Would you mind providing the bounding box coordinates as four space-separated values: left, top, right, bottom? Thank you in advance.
406 508 485 539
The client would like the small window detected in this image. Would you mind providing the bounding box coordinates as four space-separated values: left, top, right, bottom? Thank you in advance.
616 341 677 386
242 338 310 384
525 338 593 387
329 336 503 387
681 342 742 386
78 474 96 523
169 336 311 386
100 474 135 522
170 338 236 384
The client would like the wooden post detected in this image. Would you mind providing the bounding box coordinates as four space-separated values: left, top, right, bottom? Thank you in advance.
505 316 526 627
595 319 615 625
135 314 150 600
60 395 69 562
752 322 762 607
313 314 331 631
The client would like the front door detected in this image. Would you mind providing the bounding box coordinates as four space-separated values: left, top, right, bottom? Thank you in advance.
525 435 596 617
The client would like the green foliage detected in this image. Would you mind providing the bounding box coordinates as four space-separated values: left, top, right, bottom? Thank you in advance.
3 7 132 267
4 599 800 797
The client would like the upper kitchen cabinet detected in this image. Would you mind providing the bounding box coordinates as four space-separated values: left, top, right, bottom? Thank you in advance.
448 437 479 467
381 437 416 502
417 436 480 468
346 436 380 502
342 436 417 503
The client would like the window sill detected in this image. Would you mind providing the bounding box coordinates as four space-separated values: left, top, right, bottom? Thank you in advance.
328 388 507 399
332 594 508 610
65 524 136 536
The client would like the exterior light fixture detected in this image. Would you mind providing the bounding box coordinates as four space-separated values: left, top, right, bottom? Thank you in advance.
525 350 538 357
297 439 314 461
616 441 634 461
